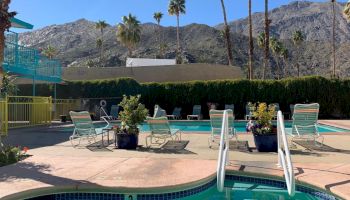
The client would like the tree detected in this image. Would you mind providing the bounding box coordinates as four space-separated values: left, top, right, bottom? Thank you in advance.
168 0 186 62
292 30 304 77
219 0 233 66
116 14 141 57
248 0 254 79
153 12 164 58
42 45 57 59
279 46 288 78
263 0 270 80
0 0 16 76
257 32 265 77
269 37 282 79
331 0 336 78
344 1 350 21
95 20 108 67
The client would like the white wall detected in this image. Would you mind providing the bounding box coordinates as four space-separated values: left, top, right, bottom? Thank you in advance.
126 58 176 67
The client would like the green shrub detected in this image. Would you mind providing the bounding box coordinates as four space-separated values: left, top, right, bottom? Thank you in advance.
17 76 350 118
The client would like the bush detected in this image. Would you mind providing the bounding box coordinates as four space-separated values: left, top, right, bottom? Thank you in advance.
0 145 28 167
17 76 350 119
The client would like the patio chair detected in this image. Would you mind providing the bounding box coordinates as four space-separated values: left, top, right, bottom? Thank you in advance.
146 116 181 147
224 104 234 112
110 105 119 120
187 105 202 120
208 109 237 148
153 105 167 118
166 107 182 120
245 103 255 120
69 111 110 147
289 103 324 146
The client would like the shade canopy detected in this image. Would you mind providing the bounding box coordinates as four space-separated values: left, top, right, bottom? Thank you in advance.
10 17 34 29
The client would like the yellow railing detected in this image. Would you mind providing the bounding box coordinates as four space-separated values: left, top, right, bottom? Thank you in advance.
0 98 8 136
52 99 81 120
7 96 52 130
0 96 83 135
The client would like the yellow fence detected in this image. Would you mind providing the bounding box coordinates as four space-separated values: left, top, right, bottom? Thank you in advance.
0 96 83 135
52 99 81 120
0 98 8 135
7 96 52 130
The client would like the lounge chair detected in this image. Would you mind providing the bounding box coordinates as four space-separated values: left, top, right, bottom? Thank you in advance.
69 111 110 147
166 107 182 120
245 103 255 120
110 105 119 120
224 104 234 111
289 103 323 146
187 105 201 120
146 116 181 147
208 109 237 147
153 105 167 118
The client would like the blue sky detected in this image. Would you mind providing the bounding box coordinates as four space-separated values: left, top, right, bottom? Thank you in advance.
10 0 347 32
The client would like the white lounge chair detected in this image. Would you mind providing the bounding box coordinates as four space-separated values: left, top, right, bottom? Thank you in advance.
289 103 324 146
208 109 237 148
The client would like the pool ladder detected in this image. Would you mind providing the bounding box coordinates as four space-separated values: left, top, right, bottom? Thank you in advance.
217 110 230 192
216 110 295 197
277 111 295 196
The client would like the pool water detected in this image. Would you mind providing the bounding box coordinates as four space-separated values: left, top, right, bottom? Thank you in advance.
183 180 326 200
27 175 339 200
100 121 348 133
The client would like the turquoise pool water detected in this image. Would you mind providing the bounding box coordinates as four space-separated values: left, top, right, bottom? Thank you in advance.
26 175 339 200
99 121 348 133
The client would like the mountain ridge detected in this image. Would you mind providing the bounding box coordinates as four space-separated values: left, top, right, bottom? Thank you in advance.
17 1 350 78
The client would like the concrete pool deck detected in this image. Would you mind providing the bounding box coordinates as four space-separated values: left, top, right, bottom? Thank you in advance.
1 120 350 199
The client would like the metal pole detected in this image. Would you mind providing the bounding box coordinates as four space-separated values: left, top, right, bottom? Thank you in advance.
32 78 36 96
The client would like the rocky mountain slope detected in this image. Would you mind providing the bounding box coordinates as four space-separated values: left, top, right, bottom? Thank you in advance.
18 1 350 78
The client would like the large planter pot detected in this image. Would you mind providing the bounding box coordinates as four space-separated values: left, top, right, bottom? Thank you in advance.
116 132 139 149
253 133 278 152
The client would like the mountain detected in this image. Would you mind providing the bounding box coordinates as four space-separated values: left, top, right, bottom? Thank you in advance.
18 1 350 78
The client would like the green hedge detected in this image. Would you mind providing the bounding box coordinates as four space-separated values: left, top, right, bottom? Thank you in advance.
17 77 350 119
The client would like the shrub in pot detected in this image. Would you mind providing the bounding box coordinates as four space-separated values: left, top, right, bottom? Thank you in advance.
250 103 277 152
116 95 148 149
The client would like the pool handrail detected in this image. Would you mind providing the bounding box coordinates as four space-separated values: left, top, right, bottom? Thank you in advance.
217 110 230 192
277 110 295 196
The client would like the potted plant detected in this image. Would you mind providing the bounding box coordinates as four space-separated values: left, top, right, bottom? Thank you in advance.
250 103 277 152
115 95 148 149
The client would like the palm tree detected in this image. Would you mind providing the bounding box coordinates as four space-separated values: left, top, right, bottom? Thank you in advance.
116 14 142 57
248 0 254 79
153 12 164 58
0 0 16 76
96 20 108 66
257 32 265 77
280 46 288 78
344 1 350 21
219 0 233 66
42 45 57 59
263 0 270 80
292 30 304 77
269 37 282 79
168 0 186 60
331 0 336 78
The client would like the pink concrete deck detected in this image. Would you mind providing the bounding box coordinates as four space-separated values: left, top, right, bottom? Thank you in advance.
319 120 350 130
2 121 350 200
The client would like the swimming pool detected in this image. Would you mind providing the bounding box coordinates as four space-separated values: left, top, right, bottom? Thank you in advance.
26 174 340 200
98 121 349 133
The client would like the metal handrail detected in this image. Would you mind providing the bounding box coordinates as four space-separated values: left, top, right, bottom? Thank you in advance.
217 110 230 192
277 111 295 196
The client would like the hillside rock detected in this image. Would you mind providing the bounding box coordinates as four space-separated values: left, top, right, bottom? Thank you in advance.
17 1 350 78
